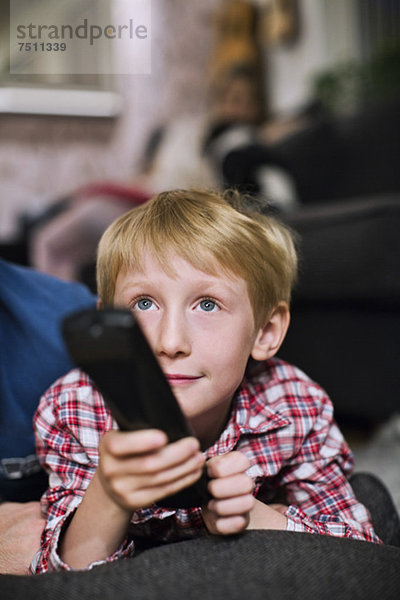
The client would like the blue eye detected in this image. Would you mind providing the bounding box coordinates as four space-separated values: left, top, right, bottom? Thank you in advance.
198 299 218 312
135 298 155 311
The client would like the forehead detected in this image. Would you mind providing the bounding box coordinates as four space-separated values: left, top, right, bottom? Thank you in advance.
114 250 248 297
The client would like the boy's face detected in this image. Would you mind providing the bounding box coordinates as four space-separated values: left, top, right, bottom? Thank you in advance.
113 251 263 447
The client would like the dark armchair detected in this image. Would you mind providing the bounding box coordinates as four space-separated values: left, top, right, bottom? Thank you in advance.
221 94 400 424
281 194 400 423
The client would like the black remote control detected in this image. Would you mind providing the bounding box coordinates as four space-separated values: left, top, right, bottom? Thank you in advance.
61 307 211 509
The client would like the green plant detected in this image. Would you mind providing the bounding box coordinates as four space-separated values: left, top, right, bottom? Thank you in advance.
311 43 400 115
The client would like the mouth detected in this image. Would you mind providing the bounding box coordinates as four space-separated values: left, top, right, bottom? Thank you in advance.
165 374 203 386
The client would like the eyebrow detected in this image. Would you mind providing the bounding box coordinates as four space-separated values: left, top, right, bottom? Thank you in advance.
117 275 244 298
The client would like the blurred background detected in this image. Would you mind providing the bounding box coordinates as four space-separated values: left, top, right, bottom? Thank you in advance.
1 0 399 239
1 0 400 509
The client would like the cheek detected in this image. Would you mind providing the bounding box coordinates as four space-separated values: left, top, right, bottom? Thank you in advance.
206 331 253 379
209 350 249 404
215 320 255 356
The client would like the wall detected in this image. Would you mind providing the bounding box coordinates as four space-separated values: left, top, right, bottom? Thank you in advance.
0 0 218 238
0 0 358 239
266 0 359 114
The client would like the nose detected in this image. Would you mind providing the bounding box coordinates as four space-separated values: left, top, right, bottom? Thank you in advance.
154 309 191 358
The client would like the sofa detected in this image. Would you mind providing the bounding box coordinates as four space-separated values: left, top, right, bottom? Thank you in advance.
223 95 400 423
281 194 400 423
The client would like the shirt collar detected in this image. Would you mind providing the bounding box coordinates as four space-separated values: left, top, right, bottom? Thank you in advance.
206 366 290 458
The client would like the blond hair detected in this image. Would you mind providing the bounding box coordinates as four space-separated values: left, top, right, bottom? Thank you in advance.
96 189 297 327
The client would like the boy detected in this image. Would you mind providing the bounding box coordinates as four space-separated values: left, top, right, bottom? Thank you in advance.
32 189 379 573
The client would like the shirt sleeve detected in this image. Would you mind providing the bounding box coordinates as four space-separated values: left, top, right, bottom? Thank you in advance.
278 391 381 543
31 371 135 573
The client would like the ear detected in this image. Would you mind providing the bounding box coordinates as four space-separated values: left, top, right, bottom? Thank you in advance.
251 302 290 361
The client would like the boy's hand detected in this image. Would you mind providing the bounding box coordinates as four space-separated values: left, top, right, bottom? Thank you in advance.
202 452 255 535
98 429 205 511
202 453 288 535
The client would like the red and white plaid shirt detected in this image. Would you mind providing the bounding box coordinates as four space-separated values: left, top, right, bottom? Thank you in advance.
31 358 380 573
